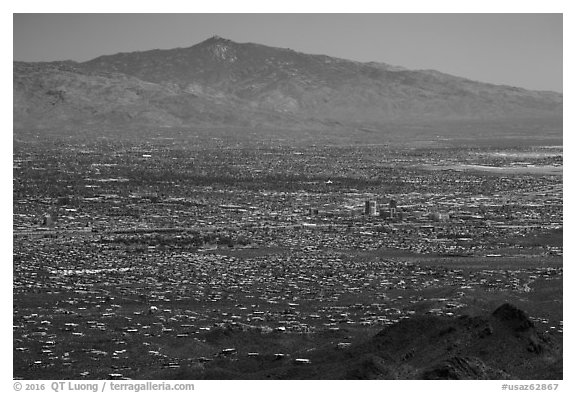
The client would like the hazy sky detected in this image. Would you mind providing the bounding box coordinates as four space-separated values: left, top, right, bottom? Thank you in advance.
13 13 563 92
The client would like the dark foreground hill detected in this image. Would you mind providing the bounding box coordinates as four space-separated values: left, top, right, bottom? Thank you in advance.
14 36 562 132
156 303 561 380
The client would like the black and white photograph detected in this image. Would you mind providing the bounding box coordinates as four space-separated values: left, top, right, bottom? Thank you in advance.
10 6 567 386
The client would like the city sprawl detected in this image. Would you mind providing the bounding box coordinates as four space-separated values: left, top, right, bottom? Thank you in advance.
13 129 562 379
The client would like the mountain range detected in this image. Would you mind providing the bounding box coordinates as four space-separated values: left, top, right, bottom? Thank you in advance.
13 36 562 131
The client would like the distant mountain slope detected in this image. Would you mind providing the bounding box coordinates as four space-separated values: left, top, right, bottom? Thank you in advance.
13 60 310 130
13 36 562 130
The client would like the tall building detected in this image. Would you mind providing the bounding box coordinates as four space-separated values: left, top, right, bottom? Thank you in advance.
388 199 398 218
365 200 378 216
370 200 378 216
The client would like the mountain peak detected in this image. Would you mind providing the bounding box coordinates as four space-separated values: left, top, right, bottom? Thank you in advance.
193 35 235 50
198 35 238 62
202 35 233 45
